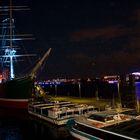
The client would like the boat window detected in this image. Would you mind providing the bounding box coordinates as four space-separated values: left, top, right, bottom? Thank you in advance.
94 107 99 111
74 111 79 114
35 108 41 114
89 108 93 111
60 113 66 118
83 109 87 114
42 109 48 116
67 112 73 116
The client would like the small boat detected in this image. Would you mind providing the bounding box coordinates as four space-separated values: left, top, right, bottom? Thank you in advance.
66 110 140 140
28 101 98 126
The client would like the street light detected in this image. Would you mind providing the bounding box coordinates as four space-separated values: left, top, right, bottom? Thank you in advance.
78 82 81 98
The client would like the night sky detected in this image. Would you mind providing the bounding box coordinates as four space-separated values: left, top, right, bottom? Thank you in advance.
2 0 140 79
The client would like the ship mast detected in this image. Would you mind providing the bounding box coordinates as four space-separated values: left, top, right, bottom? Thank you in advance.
9 0 15 79
10 0 12 49
0 0 34 80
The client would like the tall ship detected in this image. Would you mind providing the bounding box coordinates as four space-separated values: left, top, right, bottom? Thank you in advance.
0 0 52 109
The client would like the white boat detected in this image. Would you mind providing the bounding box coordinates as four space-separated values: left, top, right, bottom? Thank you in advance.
66 110 139 140
28 101 98 126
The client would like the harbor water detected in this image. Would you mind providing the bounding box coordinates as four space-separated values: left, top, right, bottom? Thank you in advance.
0 108 73 140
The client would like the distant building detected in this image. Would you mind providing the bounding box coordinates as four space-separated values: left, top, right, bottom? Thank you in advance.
0 69 9 83
120 73 136 109
103 75 120 84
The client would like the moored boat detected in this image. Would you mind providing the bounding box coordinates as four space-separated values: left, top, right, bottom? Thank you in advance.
28 101 98 126
66 110 139 140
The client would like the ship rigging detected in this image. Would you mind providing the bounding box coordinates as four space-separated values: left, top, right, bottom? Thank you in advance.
0 0 34 81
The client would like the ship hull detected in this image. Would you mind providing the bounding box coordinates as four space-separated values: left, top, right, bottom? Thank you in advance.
0 76 34 109
0 98 28 109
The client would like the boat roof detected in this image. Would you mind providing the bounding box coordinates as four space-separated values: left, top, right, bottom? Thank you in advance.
51 101 71 105
88 113 116 118
32 103 54 107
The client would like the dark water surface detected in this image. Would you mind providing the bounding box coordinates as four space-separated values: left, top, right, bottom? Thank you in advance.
0 108 73 140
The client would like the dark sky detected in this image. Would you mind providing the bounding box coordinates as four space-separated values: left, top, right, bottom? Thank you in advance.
2 0 140 79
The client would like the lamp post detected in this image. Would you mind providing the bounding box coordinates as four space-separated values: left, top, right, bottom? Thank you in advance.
55 84 57 96
117 79 122 109
78 82 81 98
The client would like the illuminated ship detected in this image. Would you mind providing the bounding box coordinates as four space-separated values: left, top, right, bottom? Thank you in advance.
0 0 52 109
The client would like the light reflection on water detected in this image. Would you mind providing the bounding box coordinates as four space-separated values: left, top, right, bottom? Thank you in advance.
0 127 22 140
0 108 72 140
135 82 140 100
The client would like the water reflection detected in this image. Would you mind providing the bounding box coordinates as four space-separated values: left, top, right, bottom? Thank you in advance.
0 108 72 140
28 116 71 140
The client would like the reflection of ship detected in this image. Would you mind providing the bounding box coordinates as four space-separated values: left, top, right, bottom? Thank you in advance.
29 115 71 140
0 0 52 109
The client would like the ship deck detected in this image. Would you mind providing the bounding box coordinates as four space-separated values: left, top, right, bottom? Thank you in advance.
104 119 140 139
74 109 140 139
75 109 133 128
